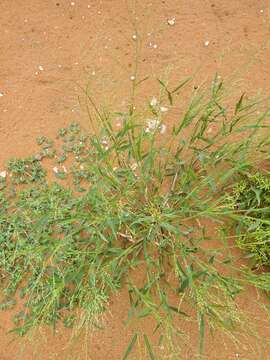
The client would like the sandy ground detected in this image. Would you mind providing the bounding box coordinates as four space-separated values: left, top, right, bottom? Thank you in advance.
1 0 270 359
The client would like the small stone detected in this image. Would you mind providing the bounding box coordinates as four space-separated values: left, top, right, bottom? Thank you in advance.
62 165 67 173
0 171 7 178
204 40 210 47
130 75 136 81
260 9 264 13
38 65 44 71
160 124 167 134
53 166 59 174
34 154 42 161
132 34 137 40
153 44 158 49
71 2 75 5
160 106 168 113
0 92 3 97
167 18 175 26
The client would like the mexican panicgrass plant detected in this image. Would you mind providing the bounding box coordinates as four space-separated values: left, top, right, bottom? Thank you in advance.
0 77 270 357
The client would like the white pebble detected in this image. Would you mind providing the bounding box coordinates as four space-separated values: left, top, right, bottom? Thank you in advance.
160 106 168 113
167 18 175 26
92 71 96 76
0 171 7 178
53 166 59 174
88 4 90 8
38 65 44 71
132 34 137 40
153 44 158 49
204 41 210 47
260 9 264 13
160 124 167 134
0 92 3 97
71 2 75 6
130 75 136 81
62 165 67 173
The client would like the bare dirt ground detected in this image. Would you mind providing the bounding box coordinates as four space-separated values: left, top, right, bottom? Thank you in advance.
1 1 270 359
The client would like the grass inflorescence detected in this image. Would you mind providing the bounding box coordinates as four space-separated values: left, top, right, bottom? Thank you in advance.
0 77 270 357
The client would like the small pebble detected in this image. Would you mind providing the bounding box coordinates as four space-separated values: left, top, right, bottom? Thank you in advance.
0 92 4 97
153 44 158 49
71 2 75 5
160 124 167 134
53 166 59 174
34 154 42 161
204 40 210 47
38 65 44 71
160 106 168 113
0 171 7 178
167 18 175 26
130 75 136 81
92 71 96 76
132 34 137 40
260 9 264 13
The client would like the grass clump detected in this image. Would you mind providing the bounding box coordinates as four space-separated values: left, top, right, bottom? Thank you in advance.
230 172 270 268
0 77 270 357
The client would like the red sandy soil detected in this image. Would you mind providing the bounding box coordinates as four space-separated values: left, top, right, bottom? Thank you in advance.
1 1 270 359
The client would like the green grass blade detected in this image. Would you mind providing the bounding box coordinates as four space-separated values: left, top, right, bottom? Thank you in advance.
143 334 156 360
123 334 138 360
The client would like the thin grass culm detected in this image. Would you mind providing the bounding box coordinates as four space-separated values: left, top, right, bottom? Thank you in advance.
0 76 270 358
